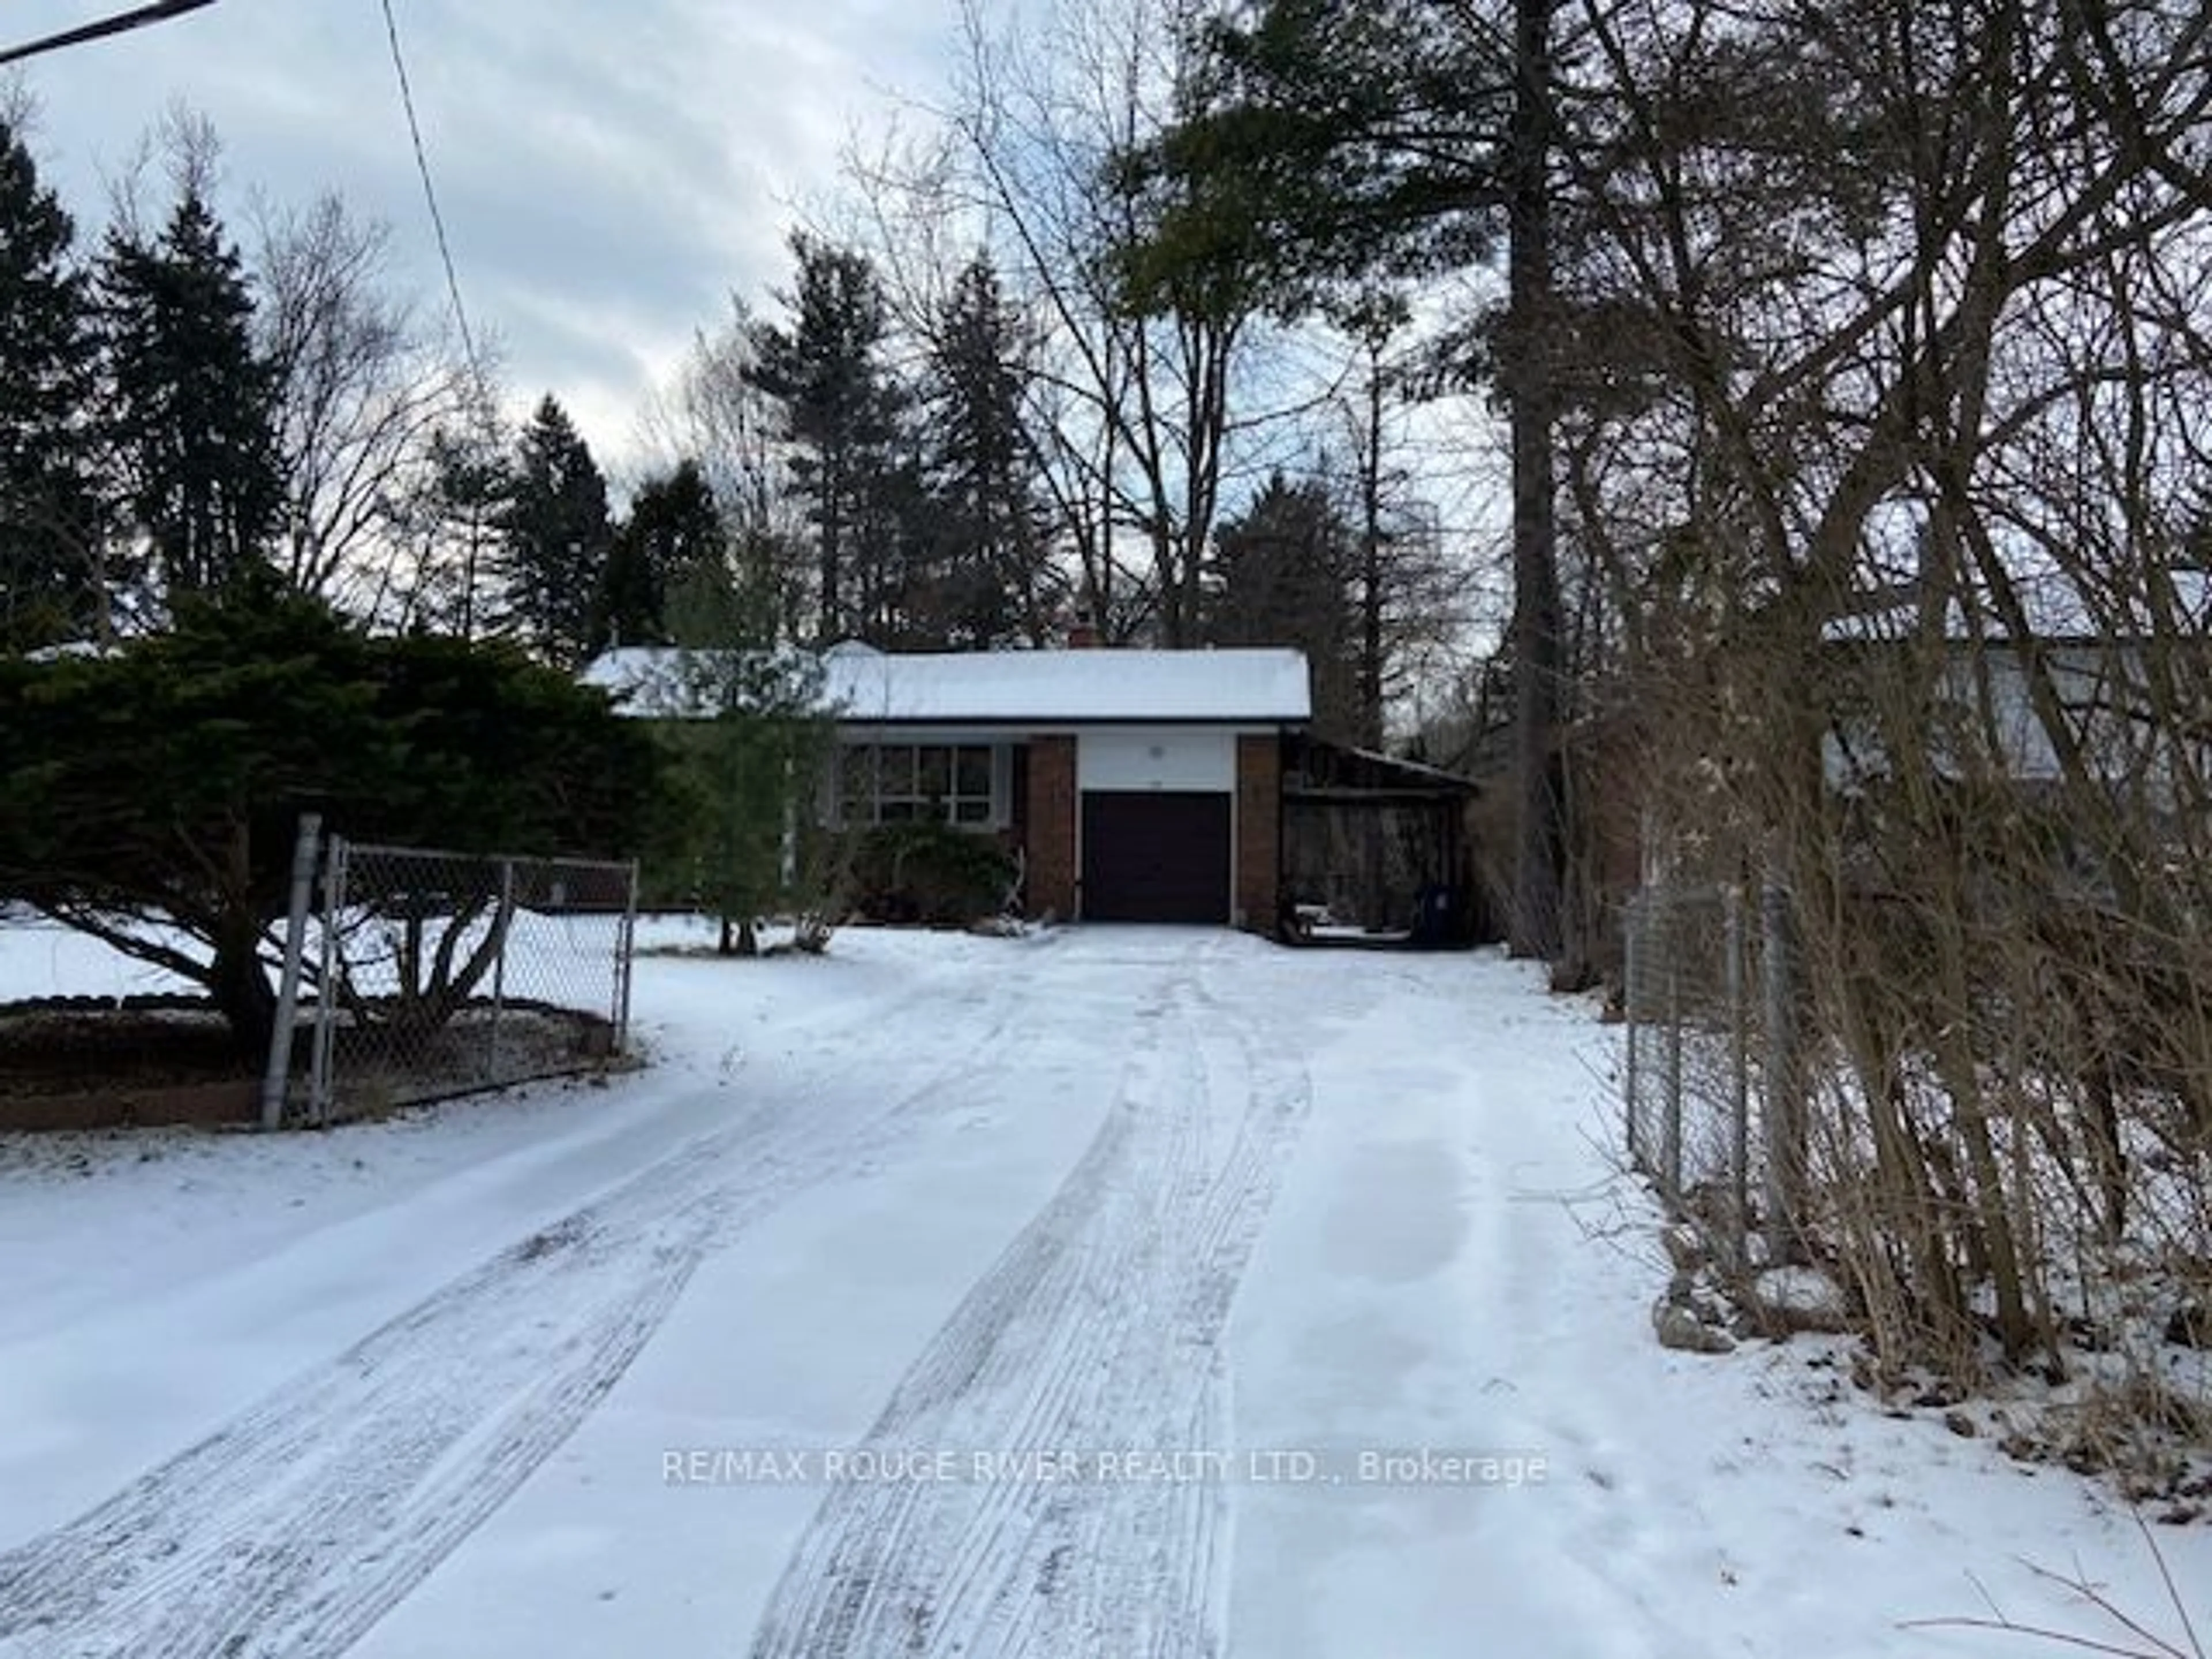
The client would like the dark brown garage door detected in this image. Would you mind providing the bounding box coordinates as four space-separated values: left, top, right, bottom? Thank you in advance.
1081 791 1232 923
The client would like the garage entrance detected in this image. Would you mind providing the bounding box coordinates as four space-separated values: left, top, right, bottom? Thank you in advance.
1081 791 1232 923
1278 736 1484 946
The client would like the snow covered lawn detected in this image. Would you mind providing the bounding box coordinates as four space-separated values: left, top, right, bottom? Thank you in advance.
1 917 2207 1657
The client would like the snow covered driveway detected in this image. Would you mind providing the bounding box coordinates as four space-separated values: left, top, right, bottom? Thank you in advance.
747 945 1314 1656
2 922 2208 1657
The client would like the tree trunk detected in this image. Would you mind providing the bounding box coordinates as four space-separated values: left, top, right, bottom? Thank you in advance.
1506 0 1564 961
211 914 276 1062
206 820 278 1060
1358 348 1387 752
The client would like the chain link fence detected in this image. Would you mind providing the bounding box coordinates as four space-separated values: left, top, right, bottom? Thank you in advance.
274 834 637 1124
1622 882 1806 1265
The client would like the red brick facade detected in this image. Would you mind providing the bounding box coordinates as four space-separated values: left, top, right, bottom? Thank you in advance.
1023 734 1078 921
1234 733 1282 934
1014 730 1283 931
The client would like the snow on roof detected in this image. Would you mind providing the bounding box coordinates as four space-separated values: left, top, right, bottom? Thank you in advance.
22 639 120 662
582 646 1313 725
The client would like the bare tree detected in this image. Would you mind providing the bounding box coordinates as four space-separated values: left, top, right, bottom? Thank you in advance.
906 0 1310 643
1328 302 1469 749
1579 0 2212 1394
638 301 814 644
100 99 224 246
251 191 471 607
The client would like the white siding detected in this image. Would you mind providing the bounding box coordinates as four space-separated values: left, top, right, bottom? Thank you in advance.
1077 728 1236 793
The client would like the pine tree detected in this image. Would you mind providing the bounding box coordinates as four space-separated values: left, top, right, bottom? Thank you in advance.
493 395 610 666
592 458 725 654
99 187 283 601
1128 0 1566 955
915 255 1061 649
404 418 514 637
1206 472 1361 741
743 232 906 644
0 115 101 651
854 441 935 649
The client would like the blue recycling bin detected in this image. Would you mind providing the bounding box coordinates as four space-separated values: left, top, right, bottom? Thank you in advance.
1412 882 1459 946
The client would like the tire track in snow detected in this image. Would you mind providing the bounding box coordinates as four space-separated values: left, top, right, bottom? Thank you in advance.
746 940 1314 1658
0 969 1029 1659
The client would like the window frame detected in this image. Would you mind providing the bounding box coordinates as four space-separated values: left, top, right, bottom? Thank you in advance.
832 740 1006 830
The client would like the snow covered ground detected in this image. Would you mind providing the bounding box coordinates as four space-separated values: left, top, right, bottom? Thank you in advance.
1 915 2208 1657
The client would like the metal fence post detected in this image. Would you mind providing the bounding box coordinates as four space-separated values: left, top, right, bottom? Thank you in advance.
1623 892 1642 1167
309 834 350 1126
1664 922 1684 1202
615 858 639 1052
488 857 514 1081
258 812 323 1130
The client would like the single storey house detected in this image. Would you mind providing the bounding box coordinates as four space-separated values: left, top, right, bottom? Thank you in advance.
584 643 1313 930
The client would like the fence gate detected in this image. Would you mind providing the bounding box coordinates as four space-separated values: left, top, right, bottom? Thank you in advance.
265 827 638 1125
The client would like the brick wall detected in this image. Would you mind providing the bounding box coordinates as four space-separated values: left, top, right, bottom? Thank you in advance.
1235 733 1281 935
1024 734 1078 921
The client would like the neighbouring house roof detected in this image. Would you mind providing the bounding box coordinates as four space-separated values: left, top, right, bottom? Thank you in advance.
582 644 1313 726
1818 634 2212 792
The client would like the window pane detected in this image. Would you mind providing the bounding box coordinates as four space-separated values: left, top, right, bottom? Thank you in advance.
953 797 991 824
956 746 991 797
918 745 950 800
880 798 918 823
839 747 875 817
878 746 916 797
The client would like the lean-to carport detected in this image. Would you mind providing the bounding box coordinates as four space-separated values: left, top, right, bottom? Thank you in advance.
1278 735 1484 945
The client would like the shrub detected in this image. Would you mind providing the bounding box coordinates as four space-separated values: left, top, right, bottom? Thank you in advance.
847 821 1016 926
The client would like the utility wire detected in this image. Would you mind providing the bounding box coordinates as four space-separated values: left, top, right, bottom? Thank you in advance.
378 0 498 641
0 0 218 67
379 0 483 399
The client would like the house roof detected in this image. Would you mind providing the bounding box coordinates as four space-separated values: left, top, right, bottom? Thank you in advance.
582 643 1313 726
1285 735 1479 798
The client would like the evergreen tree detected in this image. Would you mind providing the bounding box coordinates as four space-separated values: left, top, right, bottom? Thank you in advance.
855 441 936 649
914 255 1062 649
404 417 514 637
0 588 662 1056
592 457 725 654
1206 472 1361 741
99 187 283 601
0 113 102 651
591 518 662 658
653 554 832 957
743 232 905 643
493 395 609 666
1127 0 1567 955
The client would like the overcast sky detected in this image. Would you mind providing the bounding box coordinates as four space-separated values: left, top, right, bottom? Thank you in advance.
7 0 953 476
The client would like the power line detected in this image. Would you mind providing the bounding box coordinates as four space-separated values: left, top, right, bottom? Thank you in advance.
378 0 500 641
378 0 483 400
0 0 218 67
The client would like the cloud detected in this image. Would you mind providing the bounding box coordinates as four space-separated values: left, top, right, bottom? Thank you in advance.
8 0 953 468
